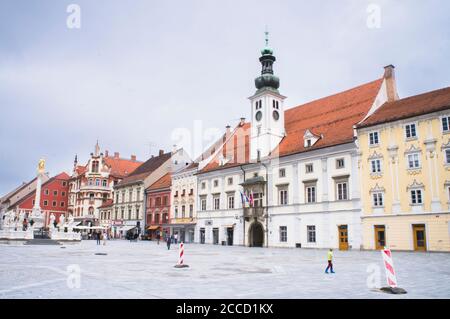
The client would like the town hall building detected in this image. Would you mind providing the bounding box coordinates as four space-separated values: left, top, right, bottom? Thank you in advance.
195 33 397 250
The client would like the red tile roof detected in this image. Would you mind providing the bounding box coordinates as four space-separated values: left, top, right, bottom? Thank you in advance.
117 152 171 187
357 86 450 128
147 173 172 191
75 165 86 175
199 78 384 174
103 156 142 178
98 199 114 209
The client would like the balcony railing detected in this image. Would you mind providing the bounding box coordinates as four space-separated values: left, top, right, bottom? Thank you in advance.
243 207 265 219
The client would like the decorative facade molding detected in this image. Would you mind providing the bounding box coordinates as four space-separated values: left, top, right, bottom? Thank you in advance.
369 183 385 193
404 144 422 155
367 151 384 160
407 179 425 190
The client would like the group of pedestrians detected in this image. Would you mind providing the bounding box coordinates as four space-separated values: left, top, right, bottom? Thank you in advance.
160 233 180 250
95 231 108 245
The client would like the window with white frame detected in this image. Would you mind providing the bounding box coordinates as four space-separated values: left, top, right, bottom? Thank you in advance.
370 159 382 173
407 153 421 169
213 196 220 210
305 163 314 173
369 131 379 146
442 116 450 132
410 189 423 205
445 149 450 165
279 168 286 178
201 182 206 190
307 225 316 243
174 206 179 218
227 194 235 209
213 180 219 187
278 187 288 205
200 197 207 211
336 158 345 169
306 139 312 147
227 177 233 185
102 179 107 187
405 123 417 139
372 192 384 207
336 180 348 200
305 183 316 203
279 226 287 242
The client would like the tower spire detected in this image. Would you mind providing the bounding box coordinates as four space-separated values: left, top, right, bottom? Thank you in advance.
94 140 100 156
254 30 280 92
264 26 269 47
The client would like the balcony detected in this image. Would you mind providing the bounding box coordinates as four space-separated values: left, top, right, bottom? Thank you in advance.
243 207 265 219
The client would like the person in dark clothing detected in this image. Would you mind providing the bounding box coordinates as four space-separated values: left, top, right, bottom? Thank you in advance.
156 232 160 245
96 231 101 245
166 236 171 250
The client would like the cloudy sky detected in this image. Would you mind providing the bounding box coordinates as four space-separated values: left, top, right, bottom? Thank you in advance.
0 0 449 195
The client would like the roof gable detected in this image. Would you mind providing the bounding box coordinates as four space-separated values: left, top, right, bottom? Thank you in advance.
357 86 450 128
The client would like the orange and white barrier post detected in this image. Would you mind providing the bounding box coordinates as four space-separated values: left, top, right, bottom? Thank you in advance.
174 242 189 268
381 248 397 288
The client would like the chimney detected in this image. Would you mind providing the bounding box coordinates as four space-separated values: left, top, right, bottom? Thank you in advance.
240 117 245 126
105 150 109 157
131 155 136 161
114 152 120 159
159 149 164 156
383 65 398 102
226 125 231 137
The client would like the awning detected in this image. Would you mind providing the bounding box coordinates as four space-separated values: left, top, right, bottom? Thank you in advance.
147 225 160 230
114 225 136 232
73 225 107 230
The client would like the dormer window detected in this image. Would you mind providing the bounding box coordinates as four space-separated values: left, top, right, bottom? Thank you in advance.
303 129 320 148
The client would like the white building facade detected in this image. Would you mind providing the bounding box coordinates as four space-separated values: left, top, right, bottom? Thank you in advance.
195 35 391 250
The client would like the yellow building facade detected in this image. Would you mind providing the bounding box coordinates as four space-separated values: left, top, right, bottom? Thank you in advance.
356 87 450 252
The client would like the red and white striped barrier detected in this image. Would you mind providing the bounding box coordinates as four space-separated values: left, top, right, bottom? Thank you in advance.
381 248 397 288
174 242 189 268
178 242 185 265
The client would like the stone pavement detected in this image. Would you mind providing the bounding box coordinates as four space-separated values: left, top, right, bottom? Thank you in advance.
0 240 449 298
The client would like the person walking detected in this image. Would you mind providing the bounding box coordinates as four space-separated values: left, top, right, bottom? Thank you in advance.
103 231 107 245
96 231 101 245
325 249 335 274
174 233 178 244
156 232 160 245
166 235 171 250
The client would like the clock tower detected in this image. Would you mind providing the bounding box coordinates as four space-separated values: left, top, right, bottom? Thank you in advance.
249 31 286 161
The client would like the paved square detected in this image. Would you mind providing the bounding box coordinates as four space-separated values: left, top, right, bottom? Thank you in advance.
0 240 449 298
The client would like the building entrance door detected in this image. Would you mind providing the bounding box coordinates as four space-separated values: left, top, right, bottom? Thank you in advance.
413 224 427 251
212 228 219 245
249 222 264 247
338 225 348 251
227 227 234 246
374 225 386 250
200 228 205 244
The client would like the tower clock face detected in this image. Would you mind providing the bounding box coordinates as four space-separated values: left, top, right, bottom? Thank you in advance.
273 110 280 121
255 111 262 122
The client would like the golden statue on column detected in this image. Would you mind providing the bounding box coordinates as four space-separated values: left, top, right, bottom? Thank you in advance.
38 158 45 174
